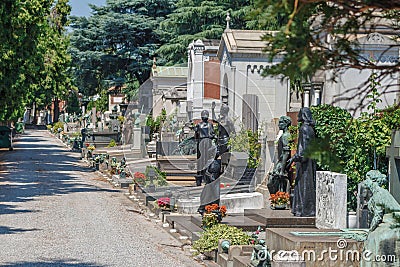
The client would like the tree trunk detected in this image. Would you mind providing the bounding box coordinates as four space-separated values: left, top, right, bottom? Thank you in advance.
53 97 59 123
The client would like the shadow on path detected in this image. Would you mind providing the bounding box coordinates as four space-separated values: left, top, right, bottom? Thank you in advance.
1 260 105 267
0 130 119 216
0 226 41 235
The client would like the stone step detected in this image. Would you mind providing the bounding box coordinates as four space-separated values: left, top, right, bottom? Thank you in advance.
165 215 203 241
165 170 197 175
168 181 197 187
232 256 251 267
166 175 196 181
244 208 315 228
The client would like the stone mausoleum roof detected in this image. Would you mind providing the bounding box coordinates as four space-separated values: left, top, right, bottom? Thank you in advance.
218 29 278 56
151 66 188 78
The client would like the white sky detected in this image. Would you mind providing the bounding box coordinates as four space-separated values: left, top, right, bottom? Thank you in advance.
69 0 106 17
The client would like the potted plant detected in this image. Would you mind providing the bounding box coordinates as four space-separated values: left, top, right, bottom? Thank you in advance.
156 197 171 211
201 204 227 229
133 172 146 187
269 191 290 210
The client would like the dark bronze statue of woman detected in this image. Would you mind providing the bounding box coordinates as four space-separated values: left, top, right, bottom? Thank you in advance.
290 107 317 217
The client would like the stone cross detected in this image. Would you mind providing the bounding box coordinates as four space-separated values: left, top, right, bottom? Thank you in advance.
386 130 400 203
316 171 347 229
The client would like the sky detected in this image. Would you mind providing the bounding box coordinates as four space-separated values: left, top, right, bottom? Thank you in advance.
69 0 106 17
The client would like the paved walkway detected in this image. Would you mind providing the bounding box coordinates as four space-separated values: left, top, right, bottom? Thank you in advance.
0 130 202 267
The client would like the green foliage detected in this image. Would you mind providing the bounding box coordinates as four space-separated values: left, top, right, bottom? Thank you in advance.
256 0 399 90
0 0 72 121
144 166 168 187
146 108 167 135
66 91 81 115
192 224 250 254
228 127 261 168
309 104 399 211
107 139 116 148
157 0 253 65
52 121 65 134
69 0 175 98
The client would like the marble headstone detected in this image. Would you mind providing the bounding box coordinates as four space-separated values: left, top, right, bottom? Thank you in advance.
316 171 347 229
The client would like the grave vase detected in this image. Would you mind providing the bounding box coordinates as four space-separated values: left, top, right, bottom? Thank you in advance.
272 203 288 210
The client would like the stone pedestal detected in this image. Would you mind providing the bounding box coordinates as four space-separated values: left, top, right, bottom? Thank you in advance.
316 171 347 229
132 127 142 150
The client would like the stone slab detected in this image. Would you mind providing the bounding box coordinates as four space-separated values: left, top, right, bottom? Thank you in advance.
177 192 264 214
191 214 261 231
245 209 315 228
266 228 363 267
316 171 347 229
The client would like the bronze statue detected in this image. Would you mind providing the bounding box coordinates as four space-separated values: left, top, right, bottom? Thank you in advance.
268 116 292 194
362 170 400 231
194 110 215 186
357 170 400 267
290 107 316 217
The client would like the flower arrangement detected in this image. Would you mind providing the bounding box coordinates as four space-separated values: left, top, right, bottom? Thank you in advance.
269 191 290 208
219 183 231 188
156 197 171 209
201 204 227 229
133 172 146 185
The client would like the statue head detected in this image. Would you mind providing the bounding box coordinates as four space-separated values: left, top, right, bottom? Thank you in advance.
278 116 292 130
201 110 209 121
220 104 229 117
366 170 387 187
298 107 315 126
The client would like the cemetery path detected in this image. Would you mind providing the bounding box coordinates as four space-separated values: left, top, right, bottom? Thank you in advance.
0 130 203 267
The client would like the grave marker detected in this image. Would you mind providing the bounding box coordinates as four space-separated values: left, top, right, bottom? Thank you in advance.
316 171 347 229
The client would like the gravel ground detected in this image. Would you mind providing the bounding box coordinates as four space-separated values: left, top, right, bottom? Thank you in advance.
0 130 204 267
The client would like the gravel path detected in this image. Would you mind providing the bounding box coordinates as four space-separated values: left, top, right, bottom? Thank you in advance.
0 130 203 267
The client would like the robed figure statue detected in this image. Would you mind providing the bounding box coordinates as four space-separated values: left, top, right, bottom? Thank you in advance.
194 110 215 186
290 107 317 217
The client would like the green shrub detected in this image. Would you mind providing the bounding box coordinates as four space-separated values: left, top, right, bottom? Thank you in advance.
107 139 116 147
309 104 399 211
228 127 261 168
52 121 64 134
192 224 250 254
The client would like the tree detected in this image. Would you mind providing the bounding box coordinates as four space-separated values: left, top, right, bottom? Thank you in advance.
157 0 253 65
255 0 400 109
0 0 72 122
69 0 176 100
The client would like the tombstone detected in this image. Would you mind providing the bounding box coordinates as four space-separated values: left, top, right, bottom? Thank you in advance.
225 152 248 179
357 182 373 228
132 127 142 150
315 171 347 229
386 130 400 204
